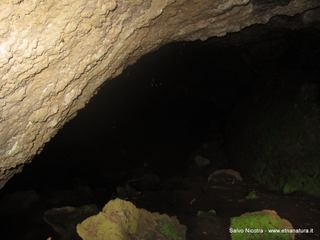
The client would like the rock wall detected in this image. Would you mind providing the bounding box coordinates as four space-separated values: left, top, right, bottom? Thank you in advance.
226 75 320 196
0 0 319 189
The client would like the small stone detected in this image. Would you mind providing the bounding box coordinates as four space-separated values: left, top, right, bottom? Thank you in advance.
245 190 258 200
208 209 217 215
197 209 216 217
194 155 211 168
197 210 206 217
208 169 243 185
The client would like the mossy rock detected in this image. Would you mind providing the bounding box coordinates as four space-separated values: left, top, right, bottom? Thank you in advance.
226 80 320 196
156 216 184 240
77 198 186 240
197 209 217 217
230 210 294 240
245 191 258 200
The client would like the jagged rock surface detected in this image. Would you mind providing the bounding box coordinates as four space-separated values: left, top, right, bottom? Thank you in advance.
77 198 186 240
0 0 319 188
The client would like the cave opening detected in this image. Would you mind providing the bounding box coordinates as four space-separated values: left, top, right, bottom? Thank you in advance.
1 18 320 240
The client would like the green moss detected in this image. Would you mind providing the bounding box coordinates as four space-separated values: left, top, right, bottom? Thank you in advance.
196 210 206 217
252 155 320 196
77 212 127 240
157 217 183 240
227 81 320 197
245 191 258 200
102 198 140 235
282 183 296 194
230 210 294 240
282 162 320 196
197 209 216 217
77 199 186 240
208 209 217 215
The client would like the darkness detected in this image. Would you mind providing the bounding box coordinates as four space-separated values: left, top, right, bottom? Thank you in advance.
4 31 257 190
1 17 320 240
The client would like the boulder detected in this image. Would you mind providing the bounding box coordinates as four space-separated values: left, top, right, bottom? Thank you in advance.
77 198 186 240
230 210 295 240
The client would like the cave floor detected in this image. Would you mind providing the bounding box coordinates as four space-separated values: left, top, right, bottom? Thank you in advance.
135 173 320 240
0 165 319 240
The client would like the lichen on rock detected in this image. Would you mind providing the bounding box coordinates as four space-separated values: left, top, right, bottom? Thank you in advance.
76 198 186 240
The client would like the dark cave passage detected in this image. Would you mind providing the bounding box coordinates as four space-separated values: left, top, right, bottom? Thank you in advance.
4 31 258 191
1 20 320 240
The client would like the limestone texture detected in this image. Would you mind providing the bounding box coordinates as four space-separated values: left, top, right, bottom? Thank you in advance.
0 0 319 188
76 198 186 240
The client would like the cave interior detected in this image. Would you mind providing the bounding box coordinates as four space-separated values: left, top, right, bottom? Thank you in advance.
0 17 320 240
